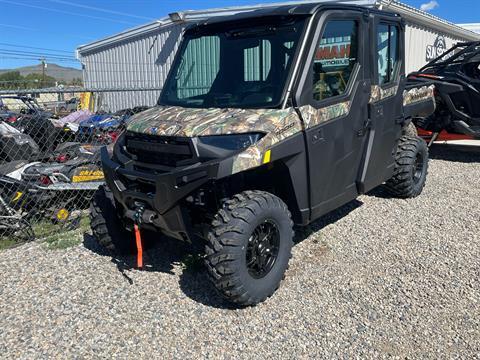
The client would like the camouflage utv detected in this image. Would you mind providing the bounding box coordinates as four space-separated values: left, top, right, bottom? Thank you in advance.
91 3 436 306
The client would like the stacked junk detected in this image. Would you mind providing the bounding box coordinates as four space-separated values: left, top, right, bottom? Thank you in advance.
0 94 148 242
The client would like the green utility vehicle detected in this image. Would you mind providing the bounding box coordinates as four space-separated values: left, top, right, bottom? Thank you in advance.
91 3 435 306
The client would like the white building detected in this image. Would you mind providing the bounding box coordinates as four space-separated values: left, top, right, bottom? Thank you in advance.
459 23 480 34
76 0 480 111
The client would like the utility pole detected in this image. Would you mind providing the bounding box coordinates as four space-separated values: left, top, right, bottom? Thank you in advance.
40 58 46 88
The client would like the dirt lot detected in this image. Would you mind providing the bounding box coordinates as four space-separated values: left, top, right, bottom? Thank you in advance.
0 144 479 358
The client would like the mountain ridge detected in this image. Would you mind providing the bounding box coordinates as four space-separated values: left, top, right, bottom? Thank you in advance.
0 63 82 82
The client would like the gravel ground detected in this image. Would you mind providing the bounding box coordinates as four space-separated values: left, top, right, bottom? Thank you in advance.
0 144 479 358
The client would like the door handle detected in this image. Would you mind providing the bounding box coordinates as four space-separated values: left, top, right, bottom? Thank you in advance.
312 128 324 143
357 118 372 137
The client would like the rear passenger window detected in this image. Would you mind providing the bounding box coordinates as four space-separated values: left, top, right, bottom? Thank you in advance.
313 20 359 101
377 24 400 84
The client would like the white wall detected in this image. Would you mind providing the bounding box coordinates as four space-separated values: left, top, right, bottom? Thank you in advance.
458 23 480 34
404 23 464 73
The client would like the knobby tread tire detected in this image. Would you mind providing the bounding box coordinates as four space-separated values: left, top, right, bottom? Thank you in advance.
204 190 294 307
385 136 428 198
89 185 133 254
402 122 418 137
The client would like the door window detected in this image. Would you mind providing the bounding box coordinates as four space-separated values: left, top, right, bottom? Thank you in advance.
377 24 399 85
313 20 359 101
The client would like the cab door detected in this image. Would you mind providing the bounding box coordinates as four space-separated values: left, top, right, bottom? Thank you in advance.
294 10 372 221
358 17 405 193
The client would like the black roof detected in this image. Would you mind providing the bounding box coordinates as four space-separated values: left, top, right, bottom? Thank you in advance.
193 2 398 27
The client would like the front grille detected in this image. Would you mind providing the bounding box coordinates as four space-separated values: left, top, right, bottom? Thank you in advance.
125 131 196 168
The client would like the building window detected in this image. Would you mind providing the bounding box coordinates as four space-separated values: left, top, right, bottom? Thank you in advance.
377 24 400 85
313 20 359 101
244 40 272 81
176 35 220 99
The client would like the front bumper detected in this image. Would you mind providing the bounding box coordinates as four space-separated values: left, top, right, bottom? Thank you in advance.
101 146 221 240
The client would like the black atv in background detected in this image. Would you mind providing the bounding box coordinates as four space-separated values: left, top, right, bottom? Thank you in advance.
408 41 480 142
10 96 68 154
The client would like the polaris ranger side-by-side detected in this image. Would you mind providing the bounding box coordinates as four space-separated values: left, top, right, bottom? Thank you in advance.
91 3 436 306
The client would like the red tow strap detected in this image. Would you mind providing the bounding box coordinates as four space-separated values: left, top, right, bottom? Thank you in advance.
134 224 143 269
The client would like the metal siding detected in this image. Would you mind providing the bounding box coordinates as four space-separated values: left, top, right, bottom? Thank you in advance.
404 22 463 73
80 24 183 111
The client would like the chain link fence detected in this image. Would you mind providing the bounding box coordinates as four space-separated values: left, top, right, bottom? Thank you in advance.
0 86 161 244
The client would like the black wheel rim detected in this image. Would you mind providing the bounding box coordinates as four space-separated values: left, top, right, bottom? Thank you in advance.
246 220 280 279
413 152 424 184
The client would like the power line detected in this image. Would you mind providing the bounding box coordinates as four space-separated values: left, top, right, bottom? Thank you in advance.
0 42 74 54
0 0 139 25
47 0 155 21
0 49 77 60
0 23 95 41
0 56 79 64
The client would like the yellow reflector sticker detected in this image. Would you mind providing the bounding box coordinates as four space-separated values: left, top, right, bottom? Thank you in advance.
56 208 70 221
12 191 23 202
263 150 271 164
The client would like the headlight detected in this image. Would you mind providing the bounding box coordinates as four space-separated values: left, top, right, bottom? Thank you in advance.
195 132 265 160
197 133 264 151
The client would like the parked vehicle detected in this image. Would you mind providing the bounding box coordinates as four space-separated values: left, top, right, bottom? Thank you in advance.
90 3 436 306
0 121 39 162
408 41 480 143
0 95 69 154
0 99 17 123
77 106 150 142
59 97 80 113
0 144 104 226
0 179 35 244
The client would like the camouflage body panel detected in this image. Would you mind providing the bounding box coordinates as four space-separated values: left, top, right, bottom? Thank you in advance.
369 84 399 104
231 108 302 174
298 102 351 128
403 85 435 106
126 105 303 174
127 106 301 137
127 103 361 174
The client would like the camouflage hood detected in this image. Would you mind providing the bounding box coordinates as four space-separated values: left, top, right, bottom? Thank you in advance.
126 106 299 137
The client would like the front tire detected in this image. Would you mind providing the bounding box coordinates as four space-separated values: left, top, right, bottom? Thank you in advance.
386 136 428 198
204 191 293 306
89 185 133 254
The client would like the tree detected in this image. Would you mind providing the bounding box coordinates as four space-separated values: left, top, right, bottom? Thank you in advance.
69 77 84 86
0 71 24 89
0 71 57 90
24 73 56 88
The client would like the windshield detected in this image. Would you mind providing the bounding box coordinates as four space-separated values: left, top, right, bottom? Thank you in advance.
160 16 306 109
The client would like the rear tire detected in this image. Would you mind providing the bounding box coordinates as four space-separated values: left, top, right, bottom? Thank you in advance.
386 136 428 198
402 122 417 137
204 190 293 307
89 185 133 254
